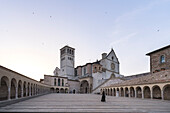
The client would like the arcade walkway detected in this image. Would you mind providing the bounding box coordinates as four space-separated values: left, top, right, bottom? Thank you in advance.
0 94 170 112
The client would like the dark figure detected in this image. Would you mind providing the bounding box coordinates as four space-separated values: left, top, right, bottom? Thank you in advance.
101 91 106 102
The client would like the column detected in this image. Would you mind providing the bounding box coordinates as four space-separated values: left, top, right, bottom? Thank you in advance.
150 88 153 99
8 85 11 100
161 90 164 100
21 86 23 98
26 84 28 97
15 86 18 99
29 86 31 96
124 89 126 97
142 89 144 99
135 89 137 98
129 90 131 98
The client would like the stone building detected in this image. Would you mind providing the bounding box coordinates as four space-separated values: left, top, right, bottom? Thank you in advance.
101 45 170 100
0 44 169 102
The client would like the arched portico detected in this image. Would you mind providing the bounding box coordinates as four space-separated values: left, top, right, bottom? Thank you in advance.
163 84 170 100
136 87 142 98
10 78 17 99
130 87 135 97
80 80 89 94
0 76 9 101
143 86 151 98
152 85 161 99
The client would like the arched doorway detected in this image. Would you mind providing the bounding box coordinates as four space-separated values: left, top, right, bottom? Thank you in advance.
50 88 54 93
130 87 135 97
125 87 129 97
65 88 68 93
143 86 151 98
0 76 9 101
18 80 22 98
136 87 142 98
23 82 26 97
56 88 59 93
10 78 17 99
27 83 30 96
120 88 124 97
60 88 64 93
113 88 116 96
163 84 170 100
80 80 89 94
152 85 161 99
108 89 110 96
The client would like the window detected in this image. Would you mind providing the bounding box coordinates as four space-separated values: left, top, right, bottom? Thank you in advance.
160 55 165 63
112 56 114 60
94 67 97 72
54 78 56 86
62 79 64 86
84 67 86 75
58 79 60 86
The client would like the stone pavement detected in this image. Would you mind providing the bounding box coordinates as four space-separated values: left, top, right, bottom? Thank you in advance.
0 93 170 112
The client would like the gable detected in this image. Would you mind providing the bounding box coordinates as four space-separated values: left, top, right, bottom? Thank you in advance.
106 49 119 63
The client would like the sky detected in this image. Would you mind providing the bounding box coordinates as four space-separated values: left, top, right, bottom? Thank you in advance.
0 0 170 81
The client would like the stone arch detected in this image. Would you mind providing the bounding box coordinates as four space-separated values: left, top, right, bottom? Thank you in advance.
113 88 116 96
136 86 142 98
60 88 64 93
120 87 124 97
50 87 54 93
125 87 129 97
56 88 59 93
152 85 161 99
108 89 110 96
27 82 30 96
18 80 22 98
163 84 170 100
80 80 89 94
110 88 112 96
10 78 17 99
65 88 68 93
0 76 9 101
130 87 135 97
143 86 151 99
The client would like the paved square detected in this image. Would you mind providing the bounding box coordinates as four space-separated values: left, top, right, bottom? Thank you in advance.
0 94 170 112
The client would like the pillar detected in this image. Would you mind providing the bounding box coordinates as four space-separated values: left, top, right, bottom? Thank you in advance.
135 89 137 98
129 90 131 98
26 84 28 97
29 85 31 96
124 88 126 97
150 88 153 99
142 89 144 99
15 86 18 99
161 90 164 100
21 86 23 98
8 85 11 100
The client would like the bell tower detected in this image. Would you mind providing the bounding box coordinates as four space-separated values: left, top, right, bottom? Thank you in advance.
60 45 75 79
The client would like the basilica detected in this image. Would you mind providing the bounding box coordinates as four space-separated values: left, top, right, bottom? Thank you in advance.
0 45 169 101
40 45 123 94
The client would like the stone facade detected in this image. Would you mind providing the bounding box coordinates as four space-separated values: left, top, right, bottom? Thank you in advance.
101 45 170 100
146 45 170 73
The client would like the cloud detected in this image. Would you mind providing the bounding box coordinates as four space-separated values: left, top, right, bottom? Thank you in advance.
110 32 138 46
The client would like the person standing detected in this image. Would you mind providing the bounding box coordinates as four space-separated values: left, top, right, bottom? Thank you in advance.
101 91 106 102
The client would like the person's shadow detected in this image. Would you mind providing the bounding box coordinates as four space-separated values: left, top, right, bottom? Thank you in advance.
101 91 106 102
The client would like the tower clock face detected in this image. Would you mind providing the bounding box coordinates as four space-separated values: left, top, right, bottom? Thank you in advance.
111 63 115 70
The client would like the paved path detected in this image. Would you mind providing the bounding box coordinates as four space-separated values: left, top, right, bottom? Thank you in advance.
0 94 170 112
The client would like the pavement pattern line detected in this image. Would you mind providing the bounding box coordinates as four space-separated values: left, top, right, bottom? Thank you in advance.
0 93 170 113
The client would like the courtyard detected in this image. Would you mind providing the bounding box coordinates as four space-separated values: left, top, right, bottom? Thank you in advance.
0 94 170 112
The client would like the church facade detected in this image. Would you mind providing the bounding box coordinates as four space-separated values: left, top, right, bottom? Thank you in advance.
41 45 123 94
